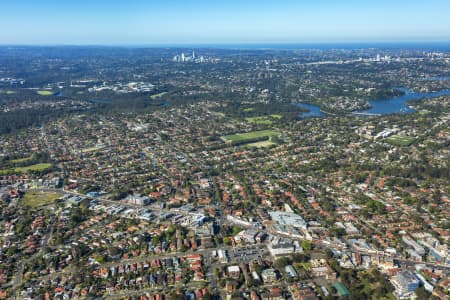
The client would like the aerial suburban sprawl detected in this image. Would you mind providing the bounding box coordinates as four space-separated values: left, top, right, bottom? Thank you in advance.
0 46 449 300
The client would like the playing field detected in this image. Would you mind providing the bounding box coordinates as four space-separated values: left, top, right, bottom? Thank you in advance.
10 156 33 164
246 140 276 148
221 130 278 144
150 92 168 99
0 163 52 175
245 114 282 125
21 191 62 208
37 90 55 96
385 135 416 146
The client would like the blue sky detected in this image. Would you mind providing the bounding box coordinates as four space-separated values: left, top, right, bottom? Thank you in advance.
1 0 450 45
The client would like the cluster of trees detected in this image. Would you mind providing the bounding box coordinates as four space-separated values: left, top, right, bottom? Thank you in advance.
327 257 395 300
339 268 394 300
217 102 307 122
368 88 405 100
0 107 74 134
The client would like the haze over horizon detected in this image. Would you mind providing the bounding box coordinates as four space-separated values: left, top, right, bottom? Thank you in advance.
1 0 450 45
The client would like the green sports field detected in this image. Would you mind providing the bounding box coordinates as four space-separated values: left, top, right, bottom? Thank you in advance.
221 130 278 144
246 140 276 148
10 156 33 164
21 191 62 208
0 163 53 175
385 135 415 146
245 114 282 125
37 90 55 96
150 92 168 99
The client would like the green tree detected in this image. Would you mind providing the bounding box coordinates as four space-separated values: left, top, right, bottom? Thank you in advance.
301 240 312 251
274 257 290 269
415 287 430 300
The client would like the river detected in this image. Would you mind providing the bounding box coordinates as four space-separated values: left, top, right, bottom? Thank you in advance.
295 89 450 118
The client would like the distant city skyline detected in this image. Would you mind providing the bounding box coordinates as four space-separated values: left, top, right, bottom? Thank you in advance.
1 0 450 45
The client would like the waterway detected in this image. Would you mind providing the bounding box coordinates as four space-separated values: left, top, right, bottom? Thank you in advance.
295 88 450 118
295 103 325 118
359 89 450 115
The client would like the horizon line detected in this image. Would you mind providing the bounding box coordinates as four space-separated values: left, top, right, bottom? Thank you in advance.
1 40 450 49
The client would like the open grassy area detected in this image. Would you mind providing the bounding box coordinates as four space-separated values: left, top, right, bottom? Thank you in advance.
302 262 312 270
245 114 282 125
150 92 168 99
221 130 278 145
385 135 416 146
0 163 52 175
6 90 16 95
21 191 62 208
419 109 431 115
37 90 55 96
15 163 52 173
10 156 33 164
243 107 255 112
246 140 276 148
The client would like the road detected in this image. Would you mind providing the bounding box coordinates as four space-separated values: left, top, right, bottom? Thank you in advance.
25 186 450 298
